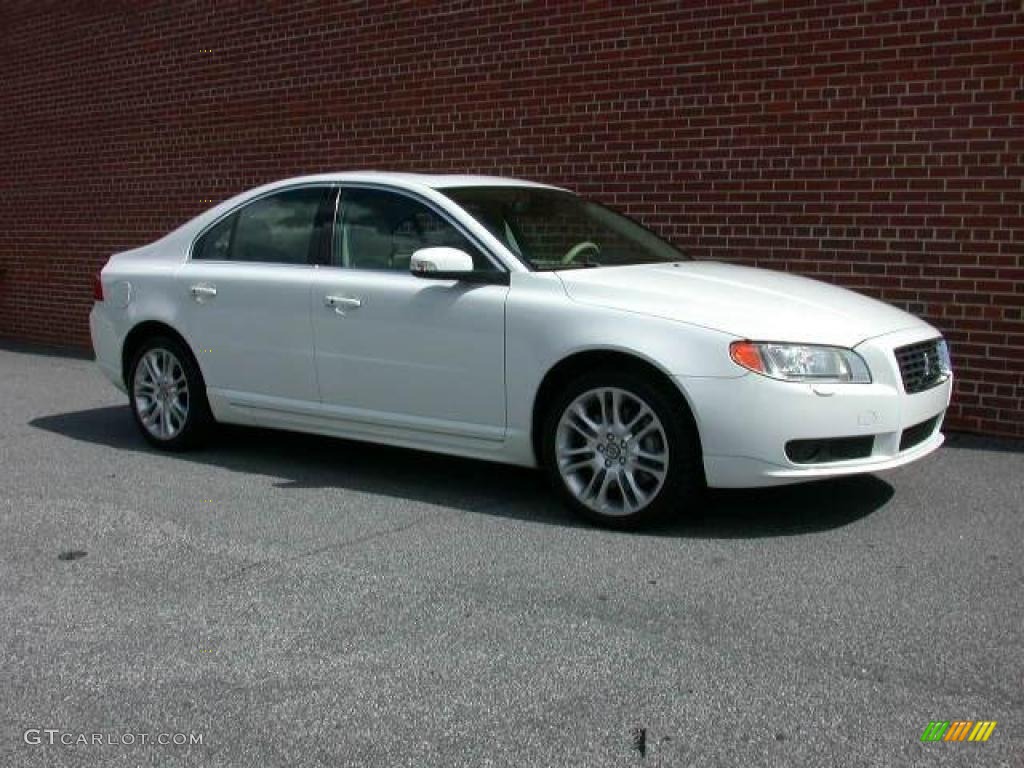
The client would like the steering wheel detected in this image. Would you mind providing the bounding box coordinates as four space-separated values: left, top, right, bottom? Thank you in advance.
561 240 601 265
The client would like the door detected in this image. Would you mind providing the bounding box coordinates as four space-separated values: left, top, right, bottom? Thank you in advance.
310 186 508 441
176 185 333 406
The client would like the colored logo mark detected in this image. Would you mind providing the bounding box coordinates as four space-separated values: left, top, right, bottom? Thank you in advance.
920 721 997 742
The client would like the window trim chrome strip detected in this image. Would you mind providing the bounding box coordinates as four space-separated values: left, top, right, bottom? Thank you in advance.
186 180 510 275
187 181 338 265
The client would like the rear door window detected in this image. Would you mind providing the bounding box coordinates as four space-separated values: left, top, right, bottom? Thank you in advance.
193 187 329 265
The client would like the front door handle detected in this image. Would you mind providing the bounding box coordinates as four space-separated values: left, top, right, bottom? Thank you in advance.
190 283 217 301
324 295 362 315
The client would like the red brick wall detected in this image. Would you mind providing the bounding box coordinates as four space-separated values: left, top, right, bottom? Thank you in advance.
1 1 1021 436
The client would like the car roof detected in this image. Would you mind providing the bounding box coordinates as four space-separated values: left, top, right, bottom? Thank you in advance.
262 171 567 192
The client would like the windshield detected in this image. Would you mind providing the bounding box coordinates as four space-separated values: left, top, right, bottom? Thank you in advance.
441 186 687 270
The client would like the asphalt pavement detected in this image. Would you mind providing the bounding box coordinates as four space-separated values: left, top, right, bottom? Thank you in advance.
0 345 1021 767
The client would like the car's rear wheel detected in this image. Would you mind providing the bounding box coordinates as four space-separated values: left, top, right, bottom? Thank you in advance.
542 370 702 528
129 335 211 450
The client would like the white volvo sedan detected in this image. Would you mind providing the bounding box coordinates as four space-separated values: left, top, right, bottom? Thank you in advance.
91 172 952 526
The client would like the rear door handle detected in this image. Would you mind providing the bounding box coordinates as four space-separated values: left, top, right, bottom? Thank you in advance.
190 283 217 301
324 295 362 315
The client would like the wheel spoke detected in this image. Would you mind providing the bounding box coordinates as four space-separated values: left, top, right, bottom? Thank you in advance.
610 389 624 428
142 353 160 382
620 471 645 511
634 465 666 483
561 445 592 456
138 398 158 426
594 470 614 509
151 400 163 435
560 457 595 474
168 397 187 423
634 420 662 440
164 401 177 437
579 469 604 502
623 405 652 433
569 404 600 437
633 448 667 468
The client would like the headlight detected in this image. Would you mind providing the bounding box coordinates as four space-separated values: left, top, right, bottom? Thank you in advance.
730 341 872 383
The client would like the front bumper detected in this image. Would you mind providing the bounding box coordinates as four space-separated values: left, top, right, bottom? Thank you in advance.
679 327 953 488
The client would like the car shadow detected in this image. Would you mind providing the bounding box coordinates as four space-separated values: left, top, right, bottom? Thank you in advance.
29 405 894 539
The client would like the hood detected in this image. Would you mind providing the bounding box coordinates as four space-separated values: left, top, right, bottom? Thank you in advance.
556 261 925 347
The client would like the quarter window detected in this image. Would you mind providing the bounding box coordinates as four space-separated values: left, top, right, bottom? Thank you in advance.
335 188 493 271
193 187 327 265
193 215 233 261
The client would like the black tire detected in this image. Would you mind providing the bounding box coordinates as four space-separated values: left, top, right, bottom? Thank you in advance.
127 335 212 451
541 369 703 528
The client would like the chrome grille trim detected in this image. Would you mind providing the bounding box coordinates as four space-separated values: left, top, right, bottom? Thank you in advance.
893 338 947 394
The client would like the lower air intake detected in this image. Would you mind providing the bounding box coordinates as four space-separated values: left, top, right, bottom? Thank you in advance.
785 435 874 464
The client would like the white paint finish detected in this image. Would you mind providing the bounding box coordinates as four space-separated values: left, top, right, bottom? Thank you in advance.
89 306 125 392
680 359 951 467
702 431 945 488
108 280 132 309
213 388 510 452
310 268 508 438
501 270 744 467
410 247 475 274
89 171 952 490
174 262 319 403
557 261 921 348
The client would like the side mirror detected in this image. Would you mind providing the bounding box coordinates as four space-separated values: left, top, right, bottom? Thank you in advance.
408 247 511 286
410 247 474 276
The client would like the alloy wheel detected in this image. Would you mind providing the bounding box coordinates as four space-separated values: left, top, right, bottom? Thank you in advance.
133 347 190 440
554 387 670 517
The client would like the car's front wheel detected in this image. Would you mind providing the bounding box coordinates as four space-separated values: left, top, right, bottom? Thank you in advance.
128 335 211 450
542 371 702 528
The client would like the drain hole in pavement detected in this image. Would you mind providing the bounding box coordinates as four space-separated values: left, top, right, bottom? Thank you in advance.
58 550 87 561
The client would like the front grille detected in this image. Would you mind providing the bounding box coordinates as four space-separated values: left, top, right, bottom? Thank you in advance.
785 435 875 464
899 414 941 452
894 338 947 394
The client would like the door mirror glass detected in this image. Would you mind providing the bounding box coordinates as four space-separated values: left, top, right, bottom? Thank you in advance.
410 247 475 276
